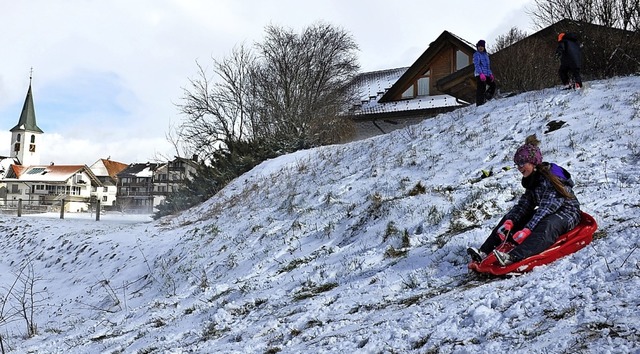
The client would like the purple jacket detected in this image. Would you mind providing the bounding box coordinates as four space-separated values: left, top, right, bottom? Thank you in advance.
473 51 493 76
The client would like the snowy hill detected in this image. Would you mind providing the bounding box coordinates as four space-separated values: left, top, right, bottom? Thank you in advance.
3 76 640 353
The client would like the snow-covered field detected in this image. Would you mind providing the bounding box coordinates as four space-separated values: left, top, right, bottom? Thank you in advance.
2 76 639 353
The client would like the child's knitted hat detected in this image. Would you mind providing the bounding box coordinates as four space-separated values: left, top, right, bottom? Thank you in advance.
514 135 542 166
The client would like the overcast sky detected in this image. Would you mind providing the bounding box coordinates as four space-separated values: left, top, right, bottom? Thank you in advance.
0 0 535 165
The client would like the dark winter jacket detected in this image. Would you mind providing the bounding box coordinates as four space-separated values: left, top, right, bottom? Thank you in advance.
505 162 581 231
556 33 582 68
473 50 493 76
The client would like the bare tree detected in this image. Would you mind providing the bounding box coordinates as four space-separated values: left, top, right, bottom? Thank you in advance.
529 0 640 30
11 263 44 338
161 22 359 217
177 43 258 162
251 21 359 149
176 22 359 161
491 27 529 52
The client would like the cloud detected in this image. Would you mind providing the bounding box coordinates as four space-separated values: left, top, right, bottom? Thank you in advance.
0 0 536 166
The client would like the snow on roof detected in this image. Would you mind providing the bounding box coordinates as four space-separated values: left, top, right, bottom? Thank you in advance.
354 94 463 116
118 163 159 178
11 164 86 182
352 67 408 101
348 67 464 116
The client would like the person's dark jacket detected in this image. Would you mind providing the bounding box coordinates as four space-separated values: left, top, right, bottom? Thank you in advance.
556 33 582 68
505 162 581 231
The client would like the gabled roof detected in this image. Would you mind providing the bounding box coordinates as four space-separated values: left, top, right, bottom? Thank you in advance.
4 164 102 186
170 156 199 167
90 158 129 179
117 163 160 178
0 157 20 179
10 84 44 133
379 31 475 103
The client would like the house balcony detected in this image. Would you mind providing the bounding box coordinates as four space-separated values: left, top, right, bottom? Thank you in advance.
117 191 152 197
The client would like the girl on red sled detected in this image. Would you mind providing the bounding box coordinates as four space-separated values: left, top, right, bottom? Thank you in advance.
468 134 581 266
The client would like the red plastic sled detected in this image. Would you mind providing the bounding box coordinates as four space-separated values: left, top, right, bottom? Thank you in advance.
468 212 597 276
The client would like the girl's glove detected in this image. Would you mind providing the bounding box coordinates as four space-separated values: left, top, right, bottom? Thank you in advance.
497 220 514 240
512 228 532 244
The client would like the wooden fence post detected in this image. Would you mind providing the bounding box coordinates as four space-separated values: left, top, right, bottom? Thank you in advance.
17 199 22 217
96 200 101 221
60 199 65 219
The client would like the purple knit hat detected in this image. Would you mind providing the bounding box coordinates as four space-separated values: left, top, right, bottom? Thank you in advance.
513 143 542 166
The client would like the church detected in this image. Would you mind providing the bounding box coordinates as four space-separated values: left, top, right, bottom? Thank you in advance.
0 79 106 213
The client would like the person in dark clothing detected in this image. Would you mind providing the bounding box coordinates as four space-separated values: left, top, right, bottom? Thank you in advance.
556 32 583 89
473 39 496 106
467 134 581 266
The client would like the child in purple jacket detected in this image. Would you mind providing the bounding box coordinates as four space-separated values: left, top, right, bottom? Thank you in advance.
473 39 496 106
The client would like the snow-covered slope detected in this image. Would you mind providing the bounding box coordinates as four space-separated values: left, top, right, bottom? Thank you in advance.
3 76 640 353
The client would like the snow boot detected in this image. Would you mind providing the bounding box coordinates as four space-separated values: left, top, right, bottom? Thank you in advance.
494 250 513 266
467 247 486 262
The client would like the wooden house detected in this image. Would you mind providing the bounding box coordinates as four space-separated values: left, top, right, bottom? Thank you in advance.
346 31 476 139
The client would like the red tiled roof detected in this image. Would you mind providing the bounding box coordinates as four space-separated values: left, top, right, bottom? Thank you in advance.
11 165 87 182
101 159 128 179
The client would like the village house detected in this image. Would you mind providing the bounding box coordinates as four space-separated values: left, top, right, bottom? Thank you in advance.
89 158 129 211
3 164 101 212
347 30 475 139
152 156 198 198
115 162 161 213
115 156 198 213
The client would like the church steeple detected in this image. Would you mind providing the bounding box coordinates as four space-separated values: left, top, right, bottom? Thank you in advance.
10 74 43 134
10 71 43 166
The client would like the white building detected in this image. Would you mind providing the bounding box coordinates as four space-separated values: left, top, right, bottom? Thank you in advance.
3 164 101 212
89 158 129 211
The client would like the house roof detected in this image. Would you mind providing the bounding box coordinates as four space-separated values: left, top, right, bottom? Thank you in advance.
5 164 102 185
117 163 160 178
0 157 19 179
170 156 199 167
10 84 44 133
91 158 129 179
379 30 475 103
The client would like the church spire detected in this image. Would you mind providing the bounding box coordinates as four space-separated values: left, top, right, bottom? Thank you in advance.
10 70 44 134
9 70 44 166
